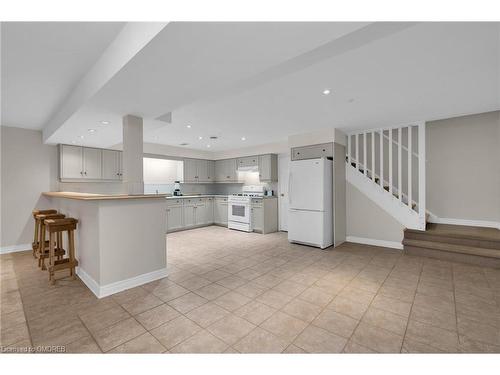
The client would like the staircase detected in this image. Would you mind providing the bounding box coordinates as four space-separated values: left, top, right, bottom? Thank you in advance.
346 123 426 230
404 223 500 268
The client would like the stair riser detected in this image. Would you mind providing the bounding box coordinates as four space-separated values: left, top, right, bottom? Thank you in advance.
404 232 500 250
404 245 500 269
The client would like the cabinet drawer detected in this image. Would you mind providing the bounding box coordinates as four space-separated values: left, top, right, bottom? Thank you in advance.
167 199 183 206
251 198 263 207
291 143 333 161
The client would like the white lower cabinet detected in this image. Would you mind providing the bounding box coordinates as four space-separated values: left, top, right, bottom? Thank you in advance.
166 206 183 232
214 197 228 226
183 199 196 228
251 204 263 232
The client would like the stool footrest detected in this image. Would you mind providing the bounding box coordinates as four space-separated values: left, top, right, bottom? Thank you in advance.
38 248 66 257
49 259 78 272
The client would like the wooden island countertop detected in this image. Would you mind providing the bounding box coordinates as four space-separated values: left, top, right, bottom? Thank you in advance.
42 191 168 201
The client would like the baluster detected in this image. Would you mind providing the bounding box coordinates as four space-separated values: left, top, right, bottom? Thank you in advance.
418 122 426 228
408 126 412 209
355 133 359 171
380 130 384 188
363 132 367 176
371 131 375 182
389 128 393 195
398 127 402 201
347 134 351 166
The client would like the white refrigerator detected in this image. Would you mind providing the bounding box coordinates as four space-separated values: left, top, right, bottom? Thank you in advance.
288 157 333 249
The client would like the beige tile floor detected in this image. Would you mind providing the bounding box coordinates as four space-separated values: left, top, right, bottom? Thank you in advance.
2 225 500 353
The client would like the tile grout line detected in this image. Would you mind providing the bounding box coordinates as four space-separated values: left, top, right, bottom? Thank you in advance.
399 259 423 353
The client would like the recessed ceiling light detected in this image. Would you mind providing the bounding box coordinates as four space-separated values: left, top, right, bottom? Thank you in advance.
88 129 96 133
71 140 77 144
198 136 203 140
241 137 246 141
206 144 211 148
322 89 331 95
100 121 110 125
78 135 84 139
186 125 191 128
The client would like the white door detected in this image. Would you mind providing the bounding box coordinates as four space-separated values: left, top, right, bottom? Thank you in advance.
289 158 325 211
278 154 289 231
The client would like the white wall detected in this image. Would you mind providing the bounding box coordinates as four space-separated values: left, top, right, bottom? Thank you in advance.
426 111 500 224
346 182 405 244
1 126 58 248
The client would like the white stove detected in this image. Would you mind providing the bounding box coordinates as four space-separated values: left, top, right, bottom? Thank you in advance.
227 186 264 232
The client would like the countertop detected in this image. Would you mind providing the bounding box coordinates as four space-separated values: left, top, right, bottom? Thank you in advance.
166 194 277 200
43 192 169 201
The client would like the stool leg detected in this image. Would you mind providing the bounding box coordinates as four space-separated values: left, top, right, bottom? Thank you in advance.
56 232 62 261
33 218 39 257
69 230 76 279
39 222 46 270
49 232 55 285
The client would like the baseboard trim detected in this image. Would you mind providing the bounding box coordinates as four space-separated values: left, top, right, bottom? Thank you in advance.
346 236 403 250
0 243 31 255
428 217 500 230
77 267 168 299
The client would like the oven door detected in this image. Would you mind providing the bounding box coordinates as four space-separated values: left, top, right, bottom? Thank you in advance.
228 202 250 224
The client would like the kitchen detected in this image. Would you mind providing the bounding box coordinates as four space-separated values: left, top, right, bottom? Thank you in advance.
2 20 499 358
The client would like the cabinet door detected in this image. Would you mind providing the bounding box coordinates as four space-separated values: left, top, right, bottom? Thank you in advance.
226 159 238 181
205 198 214 224
60 145 83 179
215 160 226 182
83 148 102 179
184 159 198 183
214 199 228 225
118 152 123 180
197 160 209 183
258 154 278 182
206 160 215 183
252 206 263 232
183 201 196 227
237 156 258 169
166 205 183 232
195 202 207 225
102 150 120 180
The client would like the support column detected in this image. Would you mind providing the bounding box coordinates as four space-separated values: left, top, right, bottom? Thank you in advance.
122 115 144 195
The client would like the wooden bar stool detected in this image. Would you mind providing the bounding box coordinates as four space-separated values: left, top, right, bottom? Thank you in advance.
36 213 66 270
45 218 79 284
32 209 58 257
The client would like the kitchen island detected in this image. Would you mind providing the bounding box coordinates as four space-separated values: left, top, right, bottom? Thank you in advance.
43 192 168 298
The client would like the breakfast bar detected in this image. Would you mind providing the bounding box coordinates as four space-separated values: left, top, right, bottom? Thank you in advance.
42 192 168 298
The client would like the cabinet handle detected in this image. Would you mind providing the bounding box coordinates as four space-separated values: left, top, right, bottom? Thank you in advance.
80 171 83 175
84 171 87 175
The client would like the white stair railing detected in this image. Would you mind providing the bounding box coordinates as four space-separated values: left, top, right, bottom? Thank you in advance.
346 122 426 230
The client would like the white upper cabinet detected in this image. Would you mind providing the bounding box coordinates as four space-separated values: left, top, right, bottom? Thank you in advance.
82 148 102 179
60 144 122 181
258 154 278 182
237 156 258 169
183 159 198 182
102 150 122 180
60 145 84 179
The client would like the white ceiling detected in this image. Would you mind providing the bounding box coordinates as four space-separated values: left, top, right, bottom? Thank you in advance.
3 22 499 152
1 22 125 129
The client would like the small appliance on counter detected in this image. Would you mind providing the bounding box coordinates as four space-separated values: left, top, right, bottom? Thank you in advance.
173 181 182 196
